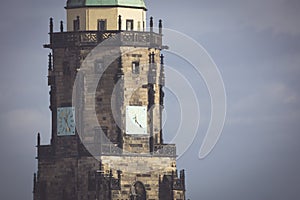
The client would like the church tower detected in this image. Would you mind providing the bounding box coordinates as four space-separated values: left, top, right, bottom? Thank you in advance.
34 0 186 199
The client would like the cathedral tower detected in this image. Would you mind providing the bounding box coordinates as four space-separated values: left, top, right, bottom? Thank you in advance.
34 1 186 199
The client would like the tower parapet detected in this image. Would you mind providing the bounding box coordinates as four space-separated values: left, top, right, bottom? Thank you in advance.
44 17 163 49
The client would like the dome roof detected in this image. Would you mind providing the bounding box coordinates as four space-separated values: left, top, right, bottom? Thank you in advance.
66 0 147 10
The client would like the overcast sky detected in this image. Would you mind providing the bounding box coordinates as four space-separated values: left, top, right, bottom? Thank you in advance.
0 0 300 199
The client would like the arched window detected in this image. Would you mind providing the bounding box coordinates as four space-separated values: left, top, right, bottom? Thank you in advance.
130 181 146 200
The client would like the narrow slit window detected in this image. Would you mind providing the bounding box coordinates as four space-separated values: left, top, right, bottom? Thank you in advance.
132 61 140 74
73 17 80 31
98 19 107 31
126 20 134 31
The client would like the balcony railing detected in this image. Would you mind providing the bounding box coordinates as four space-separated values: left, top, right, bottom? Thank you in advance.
38 143 176 158
93 143 176 157
49 30 162 48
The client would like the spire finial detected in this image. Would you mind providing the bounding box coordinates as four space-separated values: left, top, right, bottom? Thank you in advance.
48 53 52 71
37 133 41 147
49 18 53 33
180 169 186 189
33 173 37 193
159 19 162 35
150 17 153 32
60 20 64 32
149 53 152 64
151 52 155 63
160 54 164 65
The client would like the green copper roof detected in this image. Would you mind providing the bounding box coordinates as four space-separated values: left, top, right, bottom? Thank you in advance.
66 0 147 10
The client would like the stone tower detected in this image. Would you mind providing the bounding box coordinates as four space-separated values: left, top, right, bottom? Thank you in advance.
33 0 186 199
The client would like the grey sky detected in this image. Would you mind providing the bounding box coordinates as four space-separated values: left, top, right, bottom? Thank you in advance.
0 0 300 199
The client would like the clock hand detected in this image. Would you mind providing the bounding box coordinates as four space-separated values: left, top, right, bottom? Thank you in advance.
137 122 143 128
64 117 70 132
133 115 143 128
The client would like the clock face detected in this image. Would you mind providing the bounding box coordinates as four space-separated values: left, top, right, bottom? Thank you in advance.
126 106 147 135
57 107 76 136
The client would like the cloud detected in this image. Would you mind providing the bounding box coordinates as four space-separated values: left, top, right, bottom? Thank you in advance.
149 0 300 36
3 109 48 131
0 108 50 145
238 0 300 35
226 81 300 126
